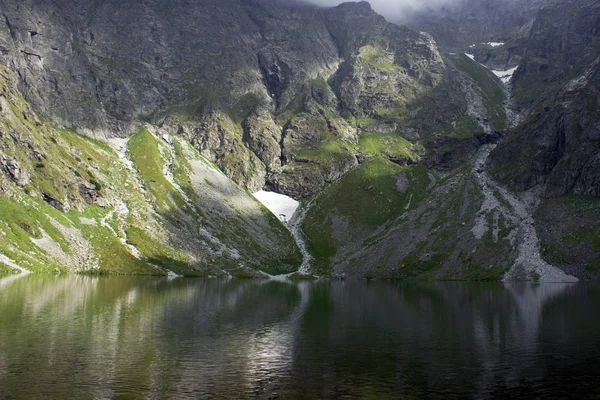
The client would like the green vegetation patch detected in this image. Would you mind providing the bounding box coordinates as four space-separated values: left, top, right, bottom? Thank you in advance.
536 195 600 274
395 241 448 280
0 196 69 250
452 115 482 139
296 140 354 164
128 129 189 213
125 225 203 276
354 116 379 129
373 107 409 122
287 272 318 281
317 157 429 227
0 262 17 274
358 131 420 161
358 45 402 73
0 195 70 273
459 264 507 281
61 206 161 276
276 93 308 125
302 158 430 273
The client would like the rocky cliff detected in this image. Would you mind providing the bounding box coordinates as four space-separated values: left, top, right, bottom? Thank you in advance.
488 0 600 197
0 0 448 195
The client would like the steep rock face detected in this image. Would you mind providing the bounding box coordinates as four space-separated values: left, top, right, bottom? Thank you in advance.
404 0 548 50
488 0 600 197
326 3 445 117
0 0 340 135
536 196 600 281
242 111 283 173
184 111 268 192
405 0 554 73
0 0 448 196
0 0 108 134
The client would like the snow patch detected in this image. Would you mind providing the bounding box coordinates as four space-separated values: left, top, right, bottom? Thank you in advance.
486 42 504 47
253 190 299 222
253 190 315 275
492 66 518 84
463 53 519 85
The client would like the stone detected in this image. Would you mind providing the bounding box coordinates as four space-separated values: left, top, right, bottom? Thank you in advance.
0 153 29 186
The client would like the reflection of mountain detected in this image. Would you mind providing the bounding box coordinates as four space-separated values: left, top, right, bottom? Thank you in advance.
0 276 598 398
0 275 305 398
284 281 599 398
473 283 574 394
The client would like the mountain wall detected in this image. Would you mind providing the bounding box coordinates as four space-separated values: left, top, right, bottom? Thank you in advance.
0 0 598 280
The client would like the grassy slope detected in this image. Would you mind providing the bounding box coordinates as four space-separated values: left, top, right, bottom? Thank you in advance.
302 157 430 275
128 129 190 214
301 157 515 280
0 64 156 275
0 194 70 273
0 65 301 276
358 132 421 161
168 137 303 275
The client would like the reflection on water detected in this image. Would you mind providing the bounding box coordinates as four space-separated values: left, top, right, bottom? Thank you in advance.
0 275 599 399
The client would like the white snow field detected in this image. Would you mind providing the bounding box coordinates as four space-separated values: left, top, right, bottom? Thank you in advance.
492 66 519 84
463 53 519 84
253 190 299 222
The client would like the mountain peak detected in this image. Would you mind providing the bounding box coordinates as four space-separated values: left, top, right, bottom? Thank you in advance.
332 1 375 15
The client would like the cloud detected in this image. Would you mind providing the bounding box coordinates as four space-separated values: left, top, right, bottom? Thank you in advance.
306 0 464 21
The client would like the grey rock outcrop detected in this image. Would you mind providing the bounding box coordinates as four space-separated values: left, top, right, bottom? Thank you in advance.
0 153 29 186
242 111 283 173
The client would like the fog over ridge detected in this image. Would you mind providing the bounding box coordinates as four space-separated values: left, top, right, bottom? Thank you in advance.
304 0 466 21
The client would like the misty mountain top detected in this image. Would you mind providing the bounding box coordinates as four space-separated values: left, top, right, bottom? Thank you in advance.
307 0 466 20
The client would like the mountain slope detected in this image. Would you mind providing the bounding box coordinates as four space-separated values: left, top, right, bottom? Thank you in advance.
0 0 447 196
408 0 600 280
0 65 301 276
0 0 598 280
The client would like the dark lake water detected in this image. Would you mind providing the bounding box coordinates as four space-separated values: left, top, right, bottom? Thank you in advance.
1 275 600 399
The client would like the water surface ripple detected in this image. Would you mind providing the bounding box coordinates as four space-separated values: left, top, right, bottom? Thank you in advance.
0 275 599 399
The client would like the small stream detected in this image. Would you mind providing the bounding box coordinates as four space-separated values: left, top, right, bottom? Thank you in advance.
471 62 577 282
287 202 313 274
